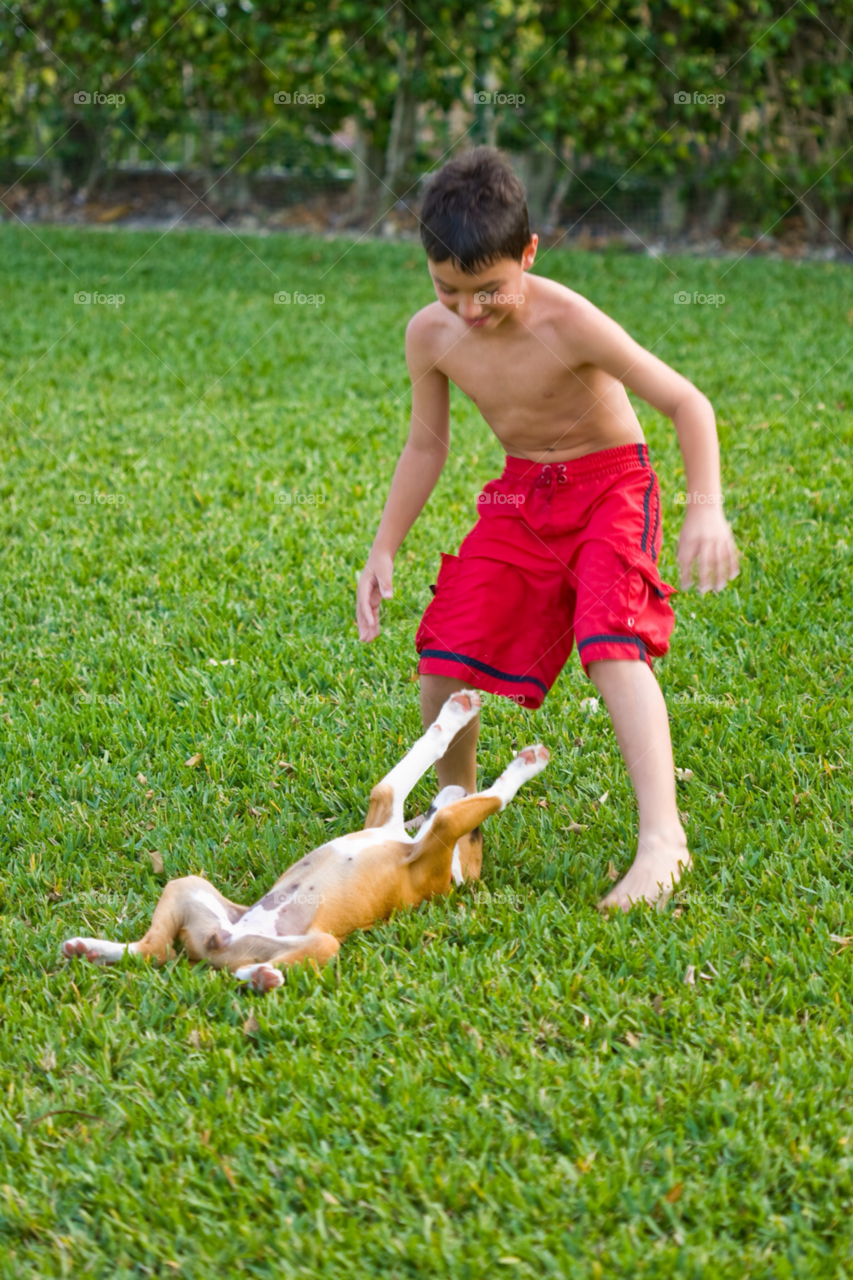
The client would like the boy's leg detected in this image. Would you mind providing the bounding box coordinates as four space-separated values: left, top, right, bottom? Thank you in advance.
419 674 480 794
586 659 690 911
420 673 482 879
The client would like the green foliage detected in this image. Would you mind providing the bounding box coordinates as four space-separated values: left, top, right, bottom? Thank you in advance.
0 226 852 1273
1 2 852 235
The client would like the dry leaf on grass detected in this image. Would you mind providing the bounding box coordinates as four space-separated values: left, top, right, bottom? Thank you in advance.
652 995 664 1016
321 1190 339 1206
137 772 147 785
147 850 164 874
185 753 203 768
684 965 696 986
462 1022 483 1051
625 1031 641 1048
565 822 588 833
664 1183 683 1204
277 760 296 771
243 1012 260 1035
606 861 620 882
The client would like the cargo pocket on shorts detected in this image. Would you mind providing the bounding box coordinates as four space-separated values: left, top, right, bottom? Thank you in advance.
619 555 676 657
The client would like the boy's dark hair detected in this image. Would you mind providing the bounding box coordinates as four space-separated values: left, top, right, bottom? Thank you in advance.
419 147 531 273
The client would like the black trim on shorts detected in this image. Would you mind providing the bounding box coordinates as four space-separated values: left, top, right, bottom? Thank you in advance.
577 633 648 658
419 649 549 696
640 475 654 555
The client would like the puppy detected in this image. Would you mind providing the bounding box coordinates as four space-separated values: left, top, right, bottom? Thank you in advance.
63 691 549 993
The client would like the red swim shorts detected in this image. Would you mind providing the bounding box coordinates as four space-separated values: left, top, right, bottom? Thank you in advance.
416 443 676 709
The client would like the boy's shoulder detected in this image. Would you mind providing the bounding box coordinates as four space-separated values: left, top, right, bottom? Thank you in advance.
527 273 606 326
406 300 454 342
404 301 458 373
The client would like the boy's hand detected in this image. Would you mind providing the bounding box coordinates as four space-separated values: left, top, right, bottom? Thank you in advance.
677 505 739 594
357 552 394 642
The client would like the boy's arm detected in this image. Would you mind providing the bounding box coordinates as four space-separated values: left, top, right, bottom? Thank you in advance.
356 315 451 642
573 304 738 593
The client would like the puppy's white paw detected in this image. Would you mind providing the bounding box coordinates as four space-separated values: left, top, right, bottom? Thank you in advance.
434 690 481 736
62 937 126 964
489 744 550 808
234 963 285 993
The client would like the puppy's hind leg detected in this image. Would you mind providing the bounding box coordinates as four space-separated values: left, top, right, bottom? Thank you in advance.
363 690 481 828
233 931 340 994
482 744 550 810
63 876 245 967
413 746 551 885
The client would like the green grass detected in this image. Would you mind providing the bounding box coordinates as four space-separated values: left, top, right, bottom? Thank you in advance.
0 222 852 1278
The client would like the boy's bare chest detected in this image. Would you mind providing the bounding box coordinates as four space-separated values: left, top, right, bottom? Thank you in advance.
439 337 589 414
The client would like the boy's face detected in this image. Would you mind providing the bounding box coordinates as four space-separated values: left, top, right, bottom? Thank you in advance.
427 236 538 331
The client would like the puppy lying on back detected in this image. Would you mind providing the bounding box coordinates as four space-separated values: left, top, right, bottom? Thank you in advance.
63 691 549 993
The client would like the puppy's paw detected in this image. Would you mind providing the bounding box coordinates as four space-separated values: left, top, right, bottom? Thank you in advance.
235 963 285 993
62 937 124 964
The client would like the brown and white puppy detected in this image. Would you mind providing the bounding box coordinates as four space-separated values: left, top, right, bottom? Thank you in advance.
62 691 549 993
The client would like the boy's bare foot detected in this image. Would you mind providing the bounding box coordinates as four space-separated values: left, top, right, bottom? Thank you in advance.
597 831 691 913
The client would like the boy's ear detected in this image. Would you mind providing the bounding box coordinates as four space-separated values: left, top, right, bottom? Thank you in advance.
522 234 539 270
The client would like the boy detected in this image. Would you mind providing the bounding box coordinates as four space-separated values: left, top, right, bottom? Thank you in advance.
355 148 738 911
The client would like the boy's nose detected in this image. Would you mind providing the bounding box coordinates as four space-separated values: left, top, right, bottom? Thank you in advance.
458 295 485 319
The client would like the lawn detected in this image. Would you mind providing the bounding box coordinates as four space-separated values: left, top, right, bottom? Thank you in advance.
0 221 852 1279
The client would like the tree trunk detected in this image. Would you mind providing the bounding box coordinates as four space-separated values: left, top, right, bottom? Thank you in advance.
80 122 108 200
660 180 686 235
801 199 823 242
350 116 384 222
703 186 730 233
543 143 575 233
513 150 556 230
378 19 423 221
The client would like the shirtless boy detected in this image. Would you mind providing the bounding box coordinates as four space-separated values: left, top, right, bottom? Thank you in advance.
356 148 738 910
